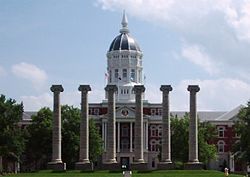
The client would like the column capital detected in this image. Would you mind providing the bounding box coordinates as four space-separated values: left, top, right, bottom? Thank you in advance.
133 85 145 94
105 85 118 93
160 85 173 93
50 85 64 92
187 85 200 93
78 85 91 93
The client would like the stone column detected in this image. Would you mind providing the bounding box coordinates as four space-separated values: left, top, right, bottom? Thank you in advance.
160 85 173 163
75 85 92 170
130 122 133 153
188 85 200 163
48 85 66 171
117 122 120 153
185 85 203 170
104 85 118 165
133 85 145 163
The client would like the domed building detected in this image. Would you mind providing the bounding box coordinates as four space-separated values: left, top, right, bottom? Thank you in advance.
19 12 242 172
106 12 143 102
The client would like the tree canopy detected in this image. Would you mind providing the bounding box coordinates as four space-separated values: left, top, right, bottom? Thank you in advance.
170 113 217 166
0 94 25 172
234 101 250 166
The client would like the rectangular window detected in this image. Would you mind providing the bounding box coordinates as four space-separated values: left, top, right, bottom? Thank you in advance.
123 69 127 78
131 69 135 81
115 69 119 79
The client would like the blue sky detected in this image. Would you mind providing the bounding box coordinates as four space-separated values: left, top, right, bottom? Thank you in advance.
1 0 250 111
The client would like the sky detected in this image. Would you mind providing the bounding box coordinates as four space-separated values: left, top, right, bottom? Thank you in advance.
0 0 250 111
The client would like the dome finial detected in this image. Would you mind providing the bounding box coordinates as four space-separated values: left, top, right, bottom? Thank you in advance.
120 10 129 34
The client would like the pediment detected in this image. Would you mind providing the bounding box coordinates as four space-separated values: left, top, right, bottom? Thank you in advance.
116 106 135 118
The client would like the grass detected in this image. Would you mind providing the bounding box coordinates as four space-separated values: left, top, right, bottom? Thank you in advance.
5 170 244 177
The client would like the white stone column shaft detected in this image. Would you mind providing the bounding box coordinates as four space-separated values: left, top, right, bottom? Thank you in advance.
50 85 64 163
187 85 200 163
117 122 120 152
105 85 118 163
78 85 91 163
133 85 145 163
160 85 173 163
130 122 133 152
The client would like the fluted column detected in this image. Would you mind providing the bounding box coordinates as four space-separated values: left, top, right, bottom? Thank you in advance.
187 85 200 163
75 85 91 169
160 85 173 163
48 85 66 170
133 85 145 163
105 85 118 163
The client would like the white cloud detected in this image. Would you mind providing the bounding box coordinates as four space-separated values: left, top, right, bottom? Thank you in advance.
144 78 250 111
0 65 7 77
12 62 47 90
171 78 250 111
181 43 220 75
21 93 52 111
97 0 250 81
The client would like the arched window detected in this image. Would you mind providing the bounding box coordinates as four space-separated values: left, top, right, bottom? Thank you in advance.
217 140 225 153
150 125 156 137
150 139 157 151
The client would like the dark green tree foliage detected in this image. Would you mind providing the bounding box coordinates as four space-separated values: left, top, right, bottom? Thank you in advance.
234 101 250 165
89 118 103 164
0 95 25 162
61 105 80 169
170 113 217 165
171 114 189 162
198 121 217 164
25 107 52 169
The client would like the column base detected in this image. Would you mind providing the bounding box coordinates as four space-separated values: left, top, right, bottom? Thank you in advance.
131 162 148 171
101 162 119 170
75 162 93 171
184 162 204 170
157 162 174 170
47 161 66 171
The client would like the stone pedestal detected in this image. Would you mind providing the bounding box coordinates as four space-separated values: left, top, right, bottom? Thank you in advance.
131 162 148 171
184 162 203 170
47 162 66 171
48 85 66 171
75 162 92 171
186 85 203 169
75 85 91 170
157 162 174 170
103 85 118 166
159 85 173 168
133 85 145 163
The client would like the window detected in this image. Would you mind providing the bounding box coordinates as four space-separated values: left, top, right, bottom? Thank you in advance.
150 125 156 137
218 126 225 137
94 108 99 115
131 69 135 81
121 139 129 151
217 140 225 153
123 69 127 78
115 69 119 79
121 124 129 137
151 109 156 116
109 70 112 82
150 140 156 151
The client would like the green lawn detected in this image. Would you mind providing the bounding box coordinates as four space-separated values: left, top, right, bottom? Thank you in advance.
5 170 244 177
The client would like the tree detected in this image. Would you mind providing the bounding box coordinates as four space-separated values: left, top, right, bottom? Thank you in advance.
25 107 52 170
61 105 80 169
0 94 25 173
89 118 103 166
170 113 217 167
234 101 250 169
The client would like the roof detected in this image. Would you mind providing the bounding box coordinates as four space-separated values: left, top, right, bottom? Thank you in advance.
108 33 141 52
